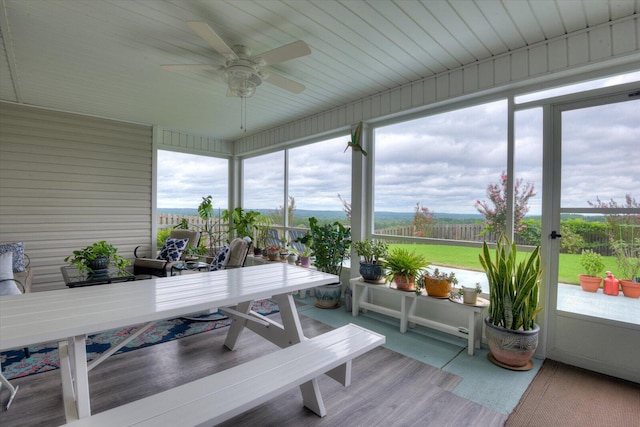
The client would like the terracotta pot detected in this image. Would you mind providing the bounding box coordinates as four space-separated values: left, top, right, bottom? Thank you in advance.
578 275 602 292
424 277 451 297
619 279 640 298
393 274 414 291
485 317 539 370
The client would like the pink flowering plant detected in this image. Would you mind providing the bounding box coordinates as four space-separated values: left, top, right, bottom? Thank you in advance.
475 172 536 236
413 202 434 237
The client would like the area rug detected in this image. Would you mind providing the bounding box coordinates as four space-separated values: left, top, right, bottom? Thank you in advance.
0 299 278 381
506 359 640 427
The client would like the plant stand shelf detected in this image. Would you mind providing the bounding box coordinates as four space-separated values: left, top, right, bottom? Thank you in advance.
350 278 486 356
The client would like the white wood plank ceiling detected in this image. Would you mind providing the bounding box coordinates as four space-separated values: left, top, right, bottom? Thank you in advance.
0 0 638 141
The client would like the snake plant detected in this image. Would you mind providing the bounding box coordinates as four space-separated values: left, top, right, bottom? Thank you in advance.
479 236 542 331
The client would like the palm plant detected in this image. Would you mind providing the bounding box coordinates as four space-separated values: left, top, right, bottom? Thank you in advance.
479 236 542 331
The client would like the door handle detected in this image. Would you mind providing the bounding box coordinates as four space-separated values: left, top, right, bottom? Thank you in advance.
550 230 562 239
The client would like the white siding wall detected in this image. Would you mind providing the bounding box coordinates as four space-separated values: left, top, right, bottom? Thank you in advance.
234 15 640 154
158 129 232 157
0 103 152 291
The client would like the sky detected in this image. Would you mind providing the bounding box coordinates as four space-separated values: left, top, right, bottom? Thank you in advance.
158 72 640 216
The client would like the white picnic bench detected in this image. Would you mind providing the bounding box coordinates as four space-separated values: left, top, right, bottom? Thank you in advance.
63 324 384 426
0 264 384 424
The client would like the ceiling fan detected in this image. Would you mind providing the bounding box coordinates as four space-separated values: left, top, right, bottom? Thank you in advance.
162 21 311 98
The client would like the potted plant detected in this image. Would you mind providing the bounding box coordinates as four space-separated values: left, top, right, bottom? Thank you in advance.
222 207 261 240
416 267 458 297
253 215 273 256
353 239 388 283
449 282 482 305
65 240 130 274
382 247 429 291
265 244 281 261
578 249 604 292
308 217 351 308
479 236 542 370
197 195 223 256
612 238 640 298
293 233 313 267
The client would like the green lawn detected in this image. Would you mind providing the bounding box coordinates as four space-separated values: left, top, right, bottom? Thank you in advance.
388 243 618 285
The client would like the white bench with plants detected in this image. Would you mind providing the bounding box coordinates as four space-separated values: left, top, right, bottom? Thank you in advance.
350 277 486 356
63 324 385 427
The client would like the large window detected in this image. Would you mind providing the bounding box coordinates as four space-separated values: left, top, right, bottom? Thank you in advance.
157 150 228 211
289 135 351 228
244 151 285 225
242 136 351 253
374 100 510 244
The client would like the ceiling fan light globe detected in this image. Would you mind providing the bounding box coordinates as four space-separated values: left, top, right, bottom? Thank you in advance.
226 74 257 98
224 66 262 98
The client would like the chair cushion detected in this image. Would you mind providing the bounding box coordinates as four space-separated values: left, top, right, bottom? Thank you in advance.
0 241 25 272
0 252 21 295
209 245 231 271
226 238 250 268
157 238 189 262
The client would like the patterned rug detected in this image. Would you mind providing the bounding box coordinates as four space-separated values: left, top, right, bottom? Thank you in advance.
1 299 279 380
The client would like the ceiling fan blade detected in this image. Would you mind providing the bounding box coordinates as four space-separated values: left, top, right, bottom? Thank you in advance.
256 40 311 65
187 21 238 61
263 72 305 94
161 64 220 71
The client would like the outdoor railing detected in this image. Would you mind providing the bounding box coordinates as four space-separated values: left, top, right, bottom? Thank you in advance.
157 214 613 255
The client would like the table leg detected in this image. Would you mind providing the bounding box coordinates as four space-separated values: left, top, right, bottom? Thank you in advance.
276 292 327 417
223 300 253 350
223 292 329 417
59 335 90 421
0 372 19 410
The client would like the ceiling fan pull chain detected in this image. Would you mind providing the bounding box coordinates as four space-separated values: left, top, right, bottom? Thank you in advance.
240 96 247 132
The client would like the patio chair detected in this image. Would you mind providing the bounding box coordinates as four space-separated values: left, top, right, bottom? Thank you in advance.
267 228 281 247
207 236 252 271
288 229 307 253
133 230 201 277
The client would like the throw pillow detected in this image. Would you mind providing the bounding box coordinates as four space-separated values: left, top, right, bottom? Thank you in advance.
0 252 21 295
209 245 230 271
157 238 189 262
0 241 25 272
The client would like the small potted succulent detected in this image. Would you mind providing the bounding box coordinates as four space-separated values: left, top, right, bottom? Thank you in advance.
449 282 482 305
578 249 604 292
64 240 130 274
416 268 458 297
382 247 429 291
353 239 388 283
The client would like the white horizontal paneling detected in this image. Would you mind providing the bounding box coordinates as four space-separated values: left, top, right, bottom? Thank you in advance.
159 129 233 157
234 16 640 154
1 1 637 142
0 103 153 291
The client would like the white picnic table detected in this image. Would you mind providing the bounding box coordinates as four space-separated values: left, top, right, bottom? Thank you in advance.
0 263 340 421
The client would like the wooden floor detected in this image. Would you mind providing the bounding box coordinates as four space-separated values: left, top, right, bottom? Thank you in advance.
0 312 507 427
